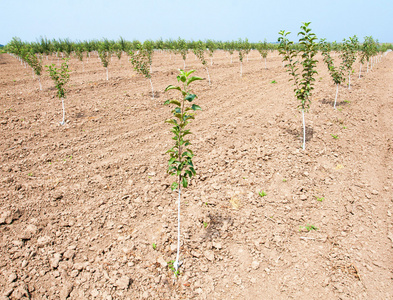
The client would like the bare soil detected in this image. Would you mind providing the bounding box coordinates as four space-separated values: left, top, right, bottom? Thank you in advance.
1 50 393 299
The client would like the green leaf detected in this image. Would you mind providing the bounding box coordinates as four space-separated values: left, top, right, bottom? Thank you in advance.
171 182 179 191
165 119 177 125
185 70 196 77
179 75 187 82
185 94 196 102
168 157 176 165
165 85 181 92
191 104 202 111
182 177 188 188
169 100 181 106
187 76 203 85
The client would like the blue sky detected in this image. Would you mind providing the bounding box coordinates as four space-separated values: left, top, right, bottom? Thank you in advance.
1 0 392 45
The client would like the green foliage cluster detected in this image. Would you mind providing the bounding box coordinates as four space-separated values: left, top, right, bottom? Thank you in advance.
278 22 318 112
164 70 203 191
320 39 345 85
46 59 70 98
129 44 152 79
340 36 358 75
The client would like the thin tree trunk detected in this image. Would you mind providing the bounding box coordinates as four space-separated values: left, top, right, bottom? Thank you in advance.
206 66 211 85
38 76 42 91
106 67 108 80
60 97 66 125
334 84 338 109
240 62 242 77
174 187 181 271
359 64 362 79
149 78 154 99
265 57 267 70
302 109 306 150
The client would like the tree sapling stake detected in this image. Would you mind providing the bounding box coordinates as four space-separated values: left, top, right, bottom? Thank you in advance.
164 69 203 274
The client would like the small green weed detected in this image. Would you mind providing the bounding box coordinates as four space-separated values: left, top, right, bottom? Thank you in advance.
259 191 267 197
28 172 33 176
167 260 180 276
331 134 339 139
305 224 318 231
203 221 208 228
282 178 287 182
152 243 157 250
316 197 324 202
270 80 277 84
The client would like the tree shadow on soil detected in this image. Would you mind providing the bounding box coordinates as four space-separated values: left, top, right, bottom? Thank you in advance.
285 126 314 142
202 212 233 241
320 98 350 107
152 91 161 98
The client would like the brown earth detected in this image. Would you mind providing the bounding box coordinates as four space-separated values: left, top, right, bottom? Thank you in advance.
0 49 393 299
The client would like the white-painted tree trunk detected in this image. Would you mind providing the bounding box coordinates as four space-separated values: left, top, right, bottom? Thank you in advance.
359 64 362 79
149 78 154 99
174 187 181 272
302 109 306 150
106 67 108 81
206 66 211 85
38 76 42 91
60 97 66 125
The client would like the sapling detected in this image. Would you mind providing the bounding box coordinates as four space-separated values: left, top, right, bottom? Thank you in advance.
236 39 246 77
98 48 111 80
320 39 345 109
340 36 358 89
256 40 269 69
278 22 318 150
26 52 43 90
46 59 70 125
177 38 188 69
206 40 217 66
75 46 84 72
193 41 211 85
129 45 154 98
164 69 203 273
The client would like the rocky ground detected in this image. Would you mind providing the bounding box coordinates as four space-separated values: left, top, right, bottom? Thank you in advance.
1 49 393 299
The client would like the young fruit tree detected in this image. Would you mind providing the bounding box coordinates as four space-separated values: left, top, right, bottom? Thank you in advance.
193 41 211 85
129 45 155 98
278 22 318 150
340 36 358 89
46 59 70 125
320 39 345 109
164 70 203 274
75 45 84 72
177 38 188 69
256 39 269 69
26 52 43 90
206 39 217 66
236 39 246 77
98 46 111 80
